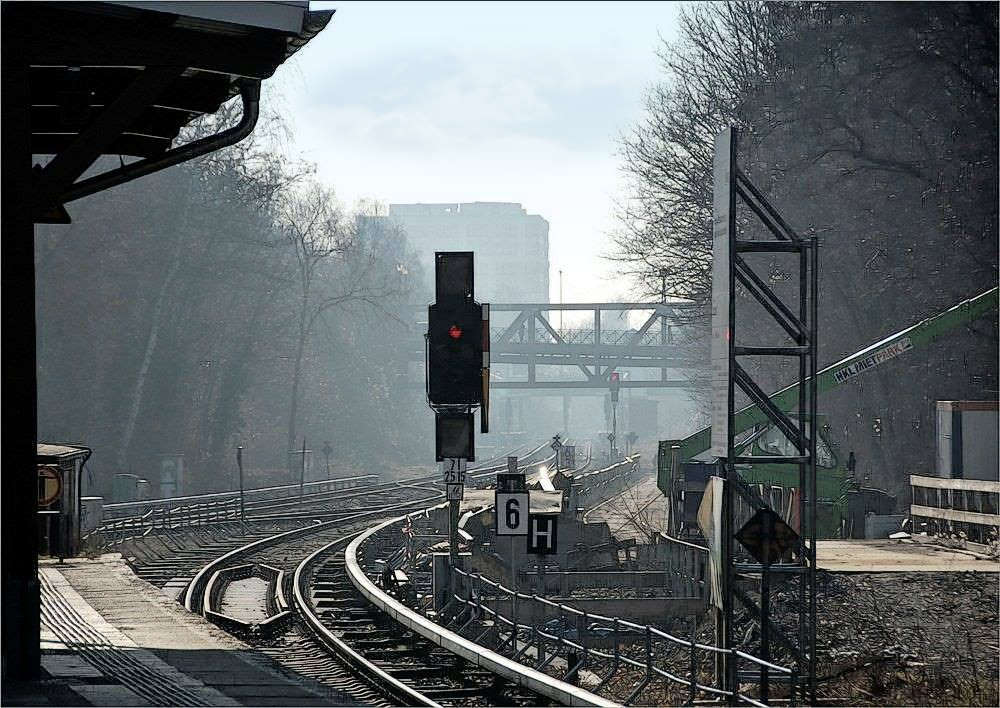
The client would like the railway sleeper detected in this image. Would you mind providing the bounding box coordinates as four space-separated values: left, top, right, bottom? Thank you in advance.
339 628 398 639
384 666 456 679
362 646 429 660
351 637 417 649
313 598 367 609
317 612 371 634
415 685 496 699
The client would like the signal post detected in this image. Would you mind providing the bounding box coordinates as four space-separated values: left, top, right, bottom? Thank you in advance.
426 252 489 605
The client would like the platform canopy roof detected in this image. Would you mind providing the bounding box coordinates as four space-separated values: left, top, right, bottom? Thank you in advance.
3 1 333 220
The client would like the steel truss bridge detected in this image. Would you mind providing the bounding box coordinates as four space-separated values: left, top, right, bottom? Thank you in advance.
486 302 699 389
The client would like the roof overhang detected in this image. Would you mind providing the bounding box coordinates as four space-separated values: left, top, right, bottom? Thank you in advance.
3 1 333 222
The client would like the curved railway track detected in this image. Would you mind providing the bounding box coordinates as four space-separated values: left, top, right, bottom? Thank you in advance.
182 490 549 705
99 438 556 541
168 443 579 706
109 440 587 706
293 533 550 707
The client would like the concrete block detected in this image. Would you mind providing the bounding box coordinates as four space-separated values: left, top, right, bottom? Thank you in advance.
864 513 906 539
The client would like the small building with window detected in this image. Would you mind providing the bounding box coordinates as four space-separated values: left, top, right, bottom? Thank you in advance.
37 443 92 558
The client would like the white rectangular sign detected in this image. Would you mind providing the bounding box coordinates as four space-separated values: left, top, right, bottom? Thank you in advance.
442 458 467 484
710 127 734 458
832 337 913 384
495 491 529 535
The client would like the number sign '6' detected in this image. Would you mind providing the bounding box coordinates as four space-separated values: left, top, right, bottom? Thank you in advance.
495 492 529 536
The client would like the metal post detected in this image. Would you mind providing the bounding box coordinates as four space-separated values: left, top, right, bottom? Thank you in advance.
510 583 519 654
2 46 40 681
559 269 564 333
611 618 621 681
723 127 737 704
809 235 819 703
688 618 698 705
761 512 773 703
527 310 536 385
236 446 245 522
660 267 668 382
509 535 516 594
298 437 306 508
449 496 459 610
798 208 809 707
645 625 654 685
611 402 618 460
718 463 734 698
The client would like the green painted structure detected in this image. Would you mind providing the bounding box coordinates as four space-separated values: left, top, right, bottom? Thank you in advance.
657 287 999 534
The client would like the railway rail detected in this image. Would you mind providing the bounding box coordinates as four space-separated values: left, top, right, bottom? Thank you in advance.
158 441 623 706
94 438 556 544
102 474 379 519
93 440 625 706
294 533 550 706
176 481 558 704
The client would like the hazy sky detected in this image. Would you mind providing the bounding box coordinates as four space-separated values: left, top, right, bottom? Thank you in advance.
276 1 684 306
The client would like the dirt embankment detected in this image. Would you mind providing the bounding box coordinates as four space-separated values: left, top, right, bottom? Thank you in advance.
813 571 998 706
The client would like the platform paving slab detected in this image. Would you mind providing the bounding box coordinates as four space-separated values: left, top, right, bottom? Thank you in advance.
36 555 353 706
65 683 152 707
815 538 1000 572
41 566 240 706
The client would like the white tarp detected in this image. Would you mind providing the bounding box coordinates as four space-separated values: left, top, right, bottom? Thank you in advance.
697 476 725 610
710 128 734 457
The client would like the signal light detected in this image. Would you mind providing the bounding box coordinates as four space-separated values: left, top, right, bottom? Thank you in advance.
428 302 483 405
427 251 490 431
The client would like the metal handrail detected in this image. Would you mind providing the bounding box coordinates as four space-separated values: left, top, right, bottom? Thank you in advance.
450 555 792 704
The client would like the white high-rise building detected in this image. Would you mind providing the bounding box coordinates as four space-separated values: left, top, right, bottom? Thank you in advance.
388 202 549 304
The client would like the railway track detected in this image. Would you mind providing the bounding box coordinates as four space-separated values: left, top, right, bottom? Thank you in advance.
293 534 550 707
105 440 592 707
98 439 555 546
179 491 548 705
117 436 570 608
168 442 583 706
119 479 442 597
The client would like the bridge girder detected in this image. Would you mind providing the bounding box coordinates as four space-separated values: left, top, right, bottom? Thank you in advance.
489 302 700 390
411 301 703 390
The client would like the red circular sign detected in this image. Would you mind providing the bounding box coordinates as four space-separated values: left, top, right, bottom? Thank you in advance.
38 465 63 507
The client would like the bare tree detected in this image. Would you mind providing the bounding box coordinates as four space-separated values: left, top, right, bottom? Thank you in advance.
278 187 411 465
113 101 305 474
609 2 785 306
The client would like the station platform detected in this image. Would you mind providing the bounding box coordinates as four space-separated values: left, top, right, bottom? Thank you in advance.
4 555 349 707
815 537 1000 572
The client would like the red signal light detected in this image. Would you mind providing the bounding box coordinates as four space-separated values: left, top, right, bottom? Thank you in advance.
448 325 463 340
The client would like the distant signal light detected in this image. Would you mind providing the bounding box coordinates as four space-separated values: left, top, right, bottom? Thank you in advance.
449 325 463 340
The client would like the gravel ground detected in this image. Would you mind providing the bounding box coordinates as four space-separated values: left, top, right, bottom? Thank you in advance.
811 570 998 706
546 570 998 706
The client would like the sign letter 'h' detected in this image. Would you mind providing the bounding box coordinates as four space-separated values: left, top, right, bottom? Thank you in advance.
527 515 558 555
